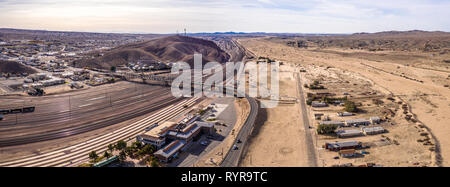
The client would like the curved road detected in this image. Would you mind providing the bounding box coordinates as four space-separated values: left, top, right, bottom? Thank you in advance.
220 96 258 167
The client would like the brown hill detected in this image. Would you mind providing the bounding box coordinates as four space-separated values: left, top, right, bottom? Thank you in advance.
73 35 230 69
0 60 37 75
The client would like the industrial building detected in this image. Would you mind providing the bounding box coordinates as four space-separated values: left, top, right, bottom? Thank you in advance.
154 140 186 162
370 117 381 124
337 112 354 117
137 121 177 149
319 120 345 127
136 115 215 162
345 118 371 127
311 101 328 108
362 126 385 135
339 149 356 158
336 129 363 138
325 141 361 151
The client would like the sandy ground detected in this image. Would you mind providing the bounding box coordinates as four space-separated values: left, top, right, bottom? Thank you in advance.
238 37 450 166
195 97 250 166
299 65 433 166
240 63 310 167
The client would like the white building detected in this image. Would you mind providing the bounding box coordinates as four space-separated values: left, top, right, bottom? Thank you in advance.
336 129 364 138
362 126 385 135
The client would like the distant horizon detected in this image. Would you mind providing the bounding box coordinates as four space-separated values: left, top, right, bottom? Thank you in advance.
0 0 449 34
1 27 448 36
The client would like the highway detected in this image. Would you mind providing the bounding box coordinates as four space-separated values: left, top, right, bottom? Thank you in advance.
0 97 200 167
296 73 318 167
220 96 258 167
0 82 182 147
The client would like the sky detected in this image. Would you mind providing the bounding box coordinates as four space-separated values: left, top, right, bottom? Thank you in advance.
0 0 449 34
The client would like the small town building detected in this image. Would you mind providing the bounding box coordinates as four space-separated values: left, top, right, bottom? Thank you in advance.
314 113 324 120
311 102 328 108
345 118 371 127
325 141 361 151
370 117 381 124
154 140 186 162
319 120 345 127
336 129 363 138
339 149 356 158
137 121 178 149
362 126 385 135
337 112 354 117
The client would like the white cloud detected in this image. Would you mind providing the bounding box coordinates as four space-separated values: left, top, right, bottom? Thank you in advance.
0 0 448 33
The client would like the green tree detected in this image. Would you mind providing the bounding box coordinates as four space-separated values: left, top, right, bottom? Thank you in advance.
125 146 134 157
150 159 160 167
116 140 127 151
344 100 358 112
88 151 99 162
107 144 115 153
110 66 116 72
103 151 112 159
138 144 156 157
317 124 338 134
118 150 127 162
132 141 143 150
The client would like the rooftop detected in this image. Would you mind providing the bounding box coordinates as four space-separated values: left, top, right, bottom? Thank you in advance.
154 140 186 159
327 141 360 148
143 121 177 138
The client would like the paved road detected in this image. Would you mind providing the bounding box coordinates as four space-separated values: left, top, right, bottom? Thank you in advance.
296 73 318 167
0 98 200 167
0 82 181 147
220 96 258 167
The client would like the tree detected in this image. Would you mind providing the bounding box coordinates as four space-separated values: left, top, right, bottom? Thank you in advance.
107 144 115 153
138 144 156 157
125 146 134 157
150 159 160 167
145 156 159 167
132 141 143 150
116 140 127 151
344 100 358 112
110 66 116 72
103 151 112 159
317 124 338 134
313 80 320 85
118 150 127 162
88 151 99 162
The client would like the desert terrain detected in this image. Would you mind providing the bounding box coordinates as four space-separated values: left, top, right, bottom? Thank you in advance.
238 32 450 166
240 62 312 167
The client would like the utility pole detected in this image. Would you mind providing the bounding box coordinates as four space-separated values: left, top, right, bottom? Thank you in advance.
184 28 186 36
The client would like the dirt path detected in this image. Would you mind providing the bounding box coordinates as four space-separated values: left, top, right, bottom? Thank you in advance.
238 38 450 166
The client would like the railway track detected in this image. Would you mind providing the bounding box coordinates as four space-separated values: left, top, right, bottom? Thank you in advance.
0 98 200 167
0 88 171 129
0 96 185 147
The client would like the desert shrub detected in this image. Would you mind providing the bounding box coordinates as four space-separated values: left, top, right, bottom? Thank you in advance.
344 100 358 112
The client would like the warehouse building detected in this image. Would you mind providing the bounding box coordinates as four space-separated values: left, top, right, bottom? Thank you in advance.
336 129 364 138
311 102 328 108
319 120 345 127
325 141 361 151
362 126 385 135
339 149 356 158
345 118 371 127
370 117 381 124
154 140 186 162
